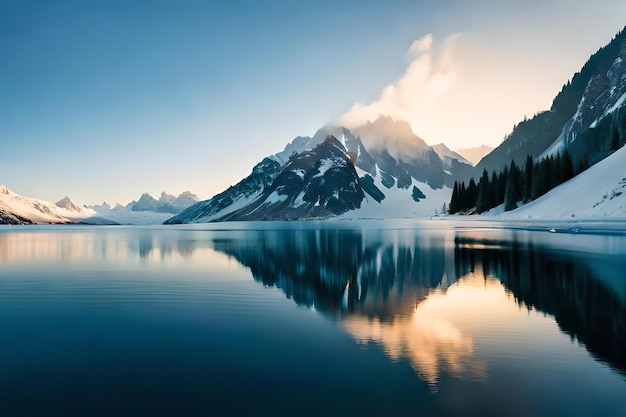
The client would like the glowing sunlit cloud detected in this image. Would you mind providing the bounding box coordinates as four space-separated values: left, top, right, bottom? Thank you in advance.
339 33 462 140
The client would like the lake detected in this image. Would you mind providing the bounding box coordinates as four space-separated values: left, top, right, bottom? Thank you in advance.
1 221 625 416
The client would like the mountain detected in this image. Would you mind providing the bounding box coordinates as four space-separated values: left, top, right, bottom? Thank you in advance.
166 117 454 223
87 191 199 225
455 145 494 166
56 196 84 213
212 227 626 378
432 143 475 186
0 186 95 224
432 143 472 167
493 143 626 219
474 27 626 178
129 191 199 214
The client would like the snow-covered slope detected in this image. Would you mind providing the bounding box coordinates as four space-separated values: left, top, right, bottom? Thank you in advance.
0 186 95 224
337 167 451 219
86 204 174 225
498 146 626 219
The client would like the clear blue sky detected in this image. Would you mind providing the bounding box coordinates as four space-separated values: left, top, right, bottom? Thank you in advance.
1 0 625 204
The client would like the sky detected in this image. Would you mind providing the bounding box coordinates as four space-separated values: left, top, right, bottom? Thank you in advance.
1 0 625 205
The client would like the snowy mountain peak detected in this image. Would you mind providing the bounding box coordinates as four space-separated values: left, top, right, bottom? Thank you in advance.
178 191 199 200
0 187 94 224
432 143 472 166
55 196 83 212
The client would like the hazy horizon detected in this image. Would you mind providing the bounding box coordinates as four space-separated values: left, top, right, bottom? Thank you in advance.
2 1 625 205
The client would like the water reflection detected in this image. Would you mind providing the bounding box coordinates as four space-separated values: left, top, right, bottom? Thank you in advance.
455 236 626 376
1 225 625 386
212 227 626 383
213 228 485 387
0 228 208 264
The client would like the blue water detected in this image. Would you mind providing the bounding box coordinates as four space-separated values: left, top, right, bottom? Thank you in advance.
0 221 625 416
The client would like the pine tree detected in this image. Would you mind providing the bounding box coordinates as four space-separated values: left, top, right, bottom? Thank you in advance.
476 169 491 213
459 181 469 211
449 182 459 214
504 161 521 211
491 171 499 208
524 155 533 202
497 167 508 206
468 178 478 210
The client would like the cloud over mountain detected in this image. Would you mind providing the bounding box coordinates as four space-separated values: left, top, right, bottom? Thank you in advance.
339 33 462 141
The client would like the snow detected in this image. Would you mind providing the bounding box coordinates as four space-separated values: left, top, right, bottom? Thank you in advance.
264 190 288 205
192 191 264 223
606 92 626 115
292 191 307 208
539 132 567 160
337 167 452 219
492 145 626 219
274 136 312 164
0 186 97 224
293 168 306 179
86 205 173 225
313 156 346 178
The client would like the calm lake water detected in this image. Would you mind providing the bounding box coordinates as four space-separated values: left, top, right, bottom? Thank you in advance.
1 221 625 416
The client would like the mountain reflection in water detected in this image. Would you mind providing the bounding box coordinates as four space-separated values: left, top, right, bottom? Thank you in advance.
212 227 626 382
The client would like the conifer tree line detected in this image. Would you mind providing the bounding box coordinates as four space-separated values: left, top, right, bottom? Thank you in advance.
449 150 577 214
449 103 626 215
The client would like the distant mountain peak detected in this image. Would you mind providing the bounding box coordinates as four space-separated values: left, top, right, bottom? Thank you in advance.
56 196 83 213
455 145 494 166
178 191 199 200
432 143 473 166
127 190 199 214
0 185 11 195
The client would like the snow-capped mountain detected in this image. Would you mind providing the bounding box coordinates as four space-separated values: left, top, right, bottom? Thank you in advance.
432 143 472 167
166 117 454 223
474 27 626 178
212 136 364 221
0 186 95 224
56 196 86 213
128 191 199 214
432 143 475 185
86 191 199 225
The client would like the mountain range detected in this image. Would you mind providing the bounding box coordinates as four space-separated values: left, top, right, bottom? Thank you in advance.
0 186 95 225
3 26 626 225
473 27 626 178
169 26 626 223
0 189 199 225
166 117 463 223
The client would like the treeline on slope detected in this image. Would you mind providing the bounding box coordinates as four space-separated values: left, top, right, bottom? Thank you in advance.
450 152 575 214
474 27 626 177
450 96 626 215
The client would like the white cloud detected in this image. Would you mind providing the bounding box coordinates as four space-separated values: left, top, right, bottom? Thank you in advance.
407 34 433 59
339 33 462 137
